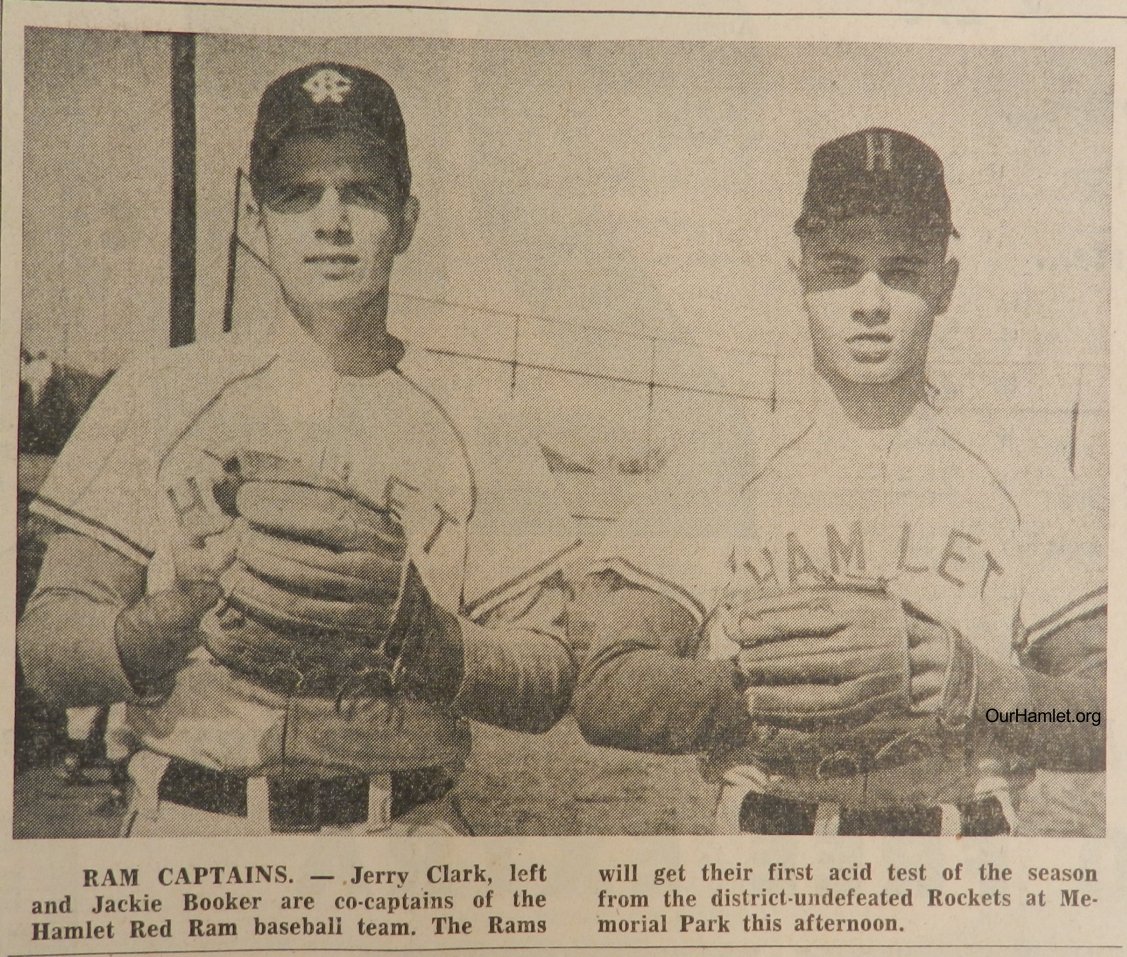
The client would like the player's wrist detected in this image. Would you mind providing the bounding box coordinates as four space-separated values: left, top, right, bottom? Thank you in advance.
926 631 1035 752
396 598 466 703
970 643 1033 725
451 618 576 733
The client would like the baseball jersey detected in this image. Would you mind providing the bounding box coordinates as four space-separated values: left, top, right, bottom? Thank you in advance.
593 393 1106 808
28 312 581 777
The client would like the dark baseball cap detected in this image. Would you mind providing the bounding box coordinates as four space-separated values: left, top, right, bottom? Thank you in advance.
795 128 956 238
250 62 411 195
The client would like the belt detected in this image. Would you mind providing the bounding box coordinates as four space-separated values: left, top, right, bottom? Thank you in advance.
739 790 1011 837
157 759 453 833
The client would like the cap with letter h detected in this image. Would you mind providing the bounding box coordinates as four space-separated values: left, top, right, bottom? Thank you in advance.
795 127 957 238
250 62 411 195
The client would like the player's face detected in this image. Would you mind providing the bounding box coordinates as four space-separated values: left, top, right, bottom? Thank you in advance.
256 129 418 320
799 216 958 386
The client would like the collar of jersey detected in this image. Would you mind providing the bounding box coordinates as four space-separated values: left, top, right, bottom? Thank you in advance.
809 377 936 456
269 303 405 382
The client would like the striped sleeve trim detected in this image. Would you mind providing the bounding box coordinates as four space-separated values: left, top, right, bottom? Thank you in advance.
1024 584 1108 644
30 496 153 566
464 538 583 620
592 556 707 624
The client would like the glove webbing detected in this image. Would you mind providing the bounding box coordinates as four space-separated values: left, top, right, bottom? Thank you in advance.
211 549 421 712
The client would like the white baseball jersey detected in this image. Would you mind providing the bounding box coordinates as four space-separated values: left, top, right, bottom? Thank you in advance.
30 313 580 777
595 393 1106 808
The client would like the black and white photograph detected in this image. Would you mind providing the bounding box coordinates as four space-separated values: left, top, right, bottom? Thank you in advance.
11 25 1110 849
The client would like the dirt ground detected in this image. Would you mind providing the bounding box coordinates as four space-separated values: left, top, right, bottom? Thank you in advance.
13 715 1103 839
13 716 717 839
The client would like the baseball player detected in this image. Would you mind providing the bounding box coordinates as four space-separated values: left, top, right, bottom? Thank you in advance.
19 62 581 837
572 128 1107 836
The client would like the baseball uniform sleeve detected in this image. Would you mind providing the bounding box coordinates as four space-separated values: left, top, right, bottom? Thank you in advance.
571 570 753 754
363 569 575 734
457 407 582 621
20 356 162 706
28 340 272 564
20 343 264 708
572 442 756 753
964 476 1107 771
451 405 580 730
30 354 163 564
584 440 747 623
448 593 576 733
390 356 581 731
975 611 1106 772
1017 474 1108 652
19 531 148 706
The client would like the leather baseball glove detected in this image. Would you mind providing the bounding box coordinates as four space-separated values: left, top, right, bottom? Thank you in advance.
204 452 449 704
727 579 977 734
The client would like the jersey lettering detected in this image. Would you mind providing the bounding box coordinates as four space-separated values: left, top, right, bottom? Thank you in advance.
827 520 865 574
865 131 893 171
981 550 1005 598
742 521 1006 596
165 478 212 528
785 532 819 582
382 475 462 555
740 548 781 589
897 522 929 574
936 529 980 588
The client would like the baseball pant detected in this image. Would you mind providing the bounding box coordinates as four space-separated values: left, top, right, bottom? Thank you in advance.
120 750 473 837
715 769 1015 837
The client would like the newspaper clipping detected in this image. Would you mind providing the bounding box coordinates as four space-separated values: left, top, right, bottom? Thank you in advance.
1 0 1121 954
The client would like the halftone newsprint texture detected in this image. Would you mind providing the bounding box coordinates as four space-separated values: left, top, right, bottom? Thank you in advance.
1 1 1122 954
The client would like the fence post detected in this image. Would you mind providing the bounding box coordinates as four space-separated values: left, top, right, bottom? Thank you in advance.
169 33 197 347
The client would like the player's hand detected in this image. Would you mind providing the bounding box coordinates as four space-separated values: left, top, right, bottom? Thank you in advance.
731 584 913 729
114 456 241 692
115 582 223 692
169 519 242 588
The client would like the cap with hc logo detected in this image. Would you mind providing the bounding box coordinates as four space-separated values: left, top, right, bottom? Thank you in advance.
795 127 956 238
250 62 411 195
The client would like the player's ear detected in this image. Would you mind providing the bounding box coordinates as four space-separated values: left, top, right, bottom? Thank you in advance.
395 196 420 254
934 257 959 315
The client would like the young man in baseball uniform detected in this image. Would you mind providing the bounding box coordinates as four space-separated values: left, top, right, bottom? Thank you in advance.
19 63 581 837
572 128 1106 837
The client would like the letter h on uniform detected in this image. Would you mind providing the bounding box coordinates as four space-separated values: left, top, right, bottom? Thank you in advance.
865 132 893 172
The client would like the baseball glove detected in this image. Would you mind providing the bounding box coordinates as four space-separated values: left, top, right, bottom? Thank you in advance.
726 579 912 729
728 578 978 734
204 452 441 703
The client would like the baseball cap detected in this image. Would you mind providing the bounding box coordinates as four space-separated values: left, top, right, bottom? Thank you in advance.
250 62 411 195
795 128 956 238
